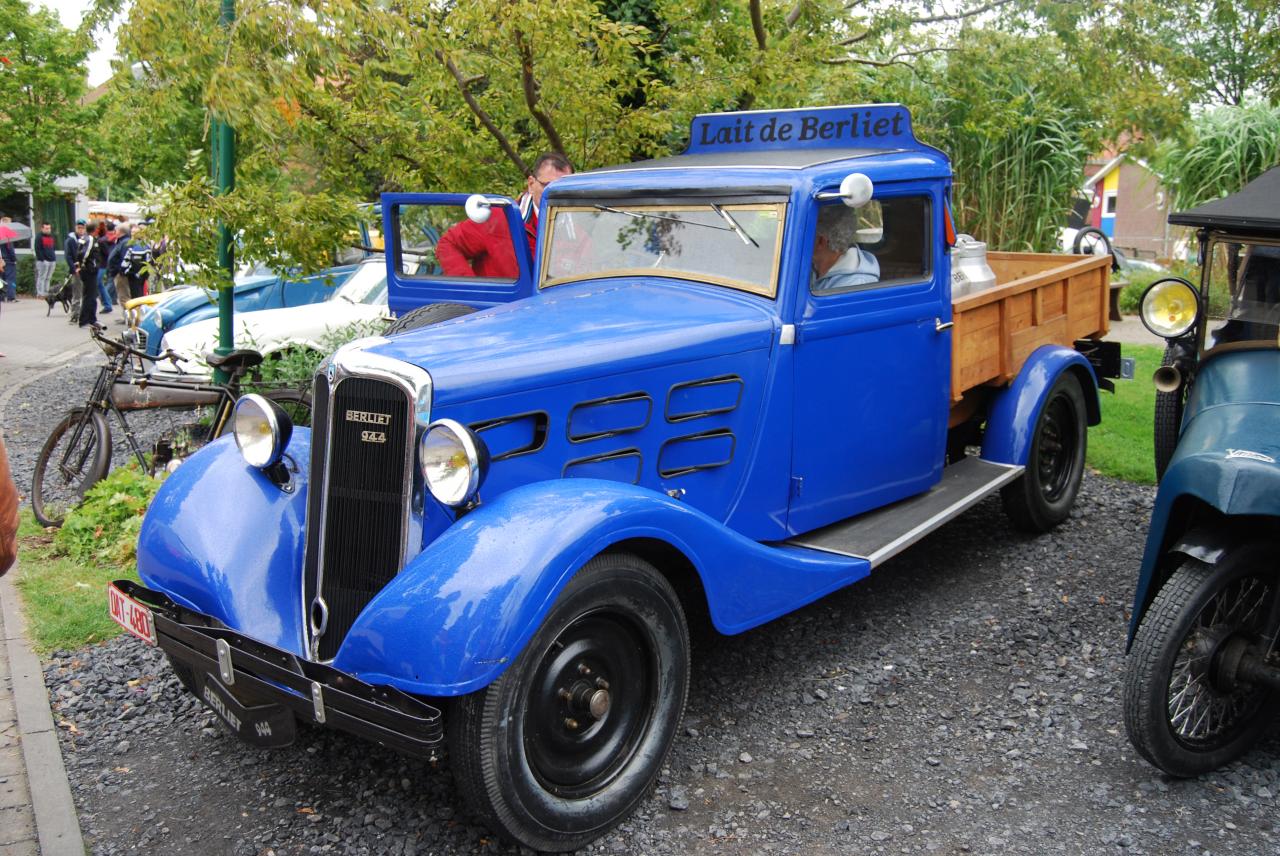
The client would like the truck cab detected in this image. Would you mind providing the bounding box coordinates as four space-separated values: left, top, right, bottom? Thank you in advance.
118 104 1115 853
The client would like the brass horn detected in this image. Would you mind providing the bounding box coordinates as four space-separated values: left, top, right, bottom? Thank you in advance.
1153 364 1182 393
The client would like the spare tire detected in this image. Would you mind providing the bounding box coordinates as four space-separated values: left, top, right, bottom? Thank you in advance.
386 302 476 335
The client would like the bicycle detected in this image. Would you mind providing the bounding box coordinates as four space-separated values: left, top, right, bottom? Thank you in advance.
31 325 312 528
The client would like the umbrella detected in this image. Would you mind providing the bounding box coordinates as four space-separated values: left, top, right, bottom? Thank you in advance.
0 222 31 242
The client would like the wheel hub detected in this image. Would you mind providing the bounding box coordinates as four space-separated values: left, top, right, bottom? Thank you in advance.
560 674 612 726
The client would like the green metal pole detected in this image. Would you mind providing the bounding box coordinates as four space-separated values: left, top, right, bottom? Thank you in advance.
212 0 236 384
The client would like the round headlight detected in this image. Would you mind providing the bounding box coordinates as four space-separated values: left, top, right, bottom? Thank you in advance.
234 394 293 468
1140 278 1200 339
419 419 488 507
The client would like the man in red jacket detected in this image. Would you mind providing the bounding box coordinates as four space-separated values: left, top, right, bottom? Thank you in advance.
437 152 573 279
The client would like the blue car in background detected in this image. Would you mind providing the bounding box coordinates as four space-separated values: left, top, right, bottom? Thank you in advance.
126 258 363 356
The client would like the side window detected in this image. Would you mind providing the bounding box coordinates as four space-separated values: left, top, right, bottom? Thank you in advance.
393 203 520 283
811 195 932 294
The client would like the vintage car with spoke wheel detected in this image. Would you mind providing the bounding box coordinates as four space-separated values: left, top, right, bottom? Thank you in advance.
1123 166 1280 776
111 105 1122 851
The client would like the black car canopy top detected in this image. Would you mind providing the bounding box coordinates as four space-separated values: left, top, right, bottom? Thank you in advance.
1168 165 1280 236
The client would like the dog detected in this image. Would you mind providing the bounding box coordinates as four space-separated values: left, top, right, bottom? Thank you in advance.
45 275 73 317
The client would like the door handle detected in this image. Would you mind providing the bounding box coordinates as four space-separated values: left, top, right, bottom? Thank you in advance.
935 318 954 332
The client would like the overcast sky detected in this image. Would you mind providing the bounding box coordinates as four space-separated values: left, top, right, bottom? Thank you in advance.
39 0 118 87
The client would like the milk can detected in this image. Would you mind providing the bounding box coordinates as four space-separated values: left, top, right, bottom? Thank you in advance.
951 233 997 298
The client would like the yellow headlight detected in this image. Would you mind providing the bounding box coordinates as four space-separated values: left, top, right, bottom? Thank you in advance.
1140 278 1199 339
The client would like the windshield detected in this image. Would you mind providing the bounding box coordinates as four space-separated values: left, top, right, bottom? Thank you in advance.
1204 239 1280 352
542 202 787 296
334 260 389 305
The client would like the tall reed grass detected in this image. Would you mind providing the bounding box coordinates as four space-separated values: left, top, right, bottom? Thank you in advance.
1156 103 1280 209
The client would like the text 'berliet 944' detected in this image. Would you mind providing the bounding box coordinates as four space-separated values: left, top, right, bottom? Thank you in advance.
109 103 1124 852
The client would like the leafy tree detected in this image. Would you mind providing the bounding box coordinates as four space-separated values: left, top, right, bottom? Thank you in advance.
1155 0 1279 107
0 0 92 197
87 0 1168 278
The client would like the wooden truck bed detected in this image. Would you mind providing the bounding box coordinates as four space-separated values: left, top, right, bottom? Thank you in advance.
951 251 1111 405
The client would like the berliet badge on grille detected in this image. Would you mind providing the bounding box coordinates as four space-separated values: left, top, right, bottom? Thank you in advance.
345 409 392 426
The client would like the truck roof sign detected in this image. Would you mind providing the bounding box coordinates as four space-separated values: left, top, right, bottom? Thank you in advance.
685 104 917 155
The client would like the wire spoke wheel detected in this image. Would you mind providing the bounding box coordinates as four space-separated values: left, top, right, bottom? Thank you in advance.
31 408 112 528
1125 545 1280 776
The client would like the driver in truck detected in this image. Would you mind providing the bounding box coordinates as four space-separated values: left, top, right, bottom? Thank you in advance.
437 152 573 278
812 203 880 292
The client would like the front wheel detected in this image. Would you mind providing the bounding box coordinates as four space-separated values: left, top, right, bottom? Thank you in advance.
31 408 112 528
1124 545 1280 776
448 553 690 852
1001 372 1087 533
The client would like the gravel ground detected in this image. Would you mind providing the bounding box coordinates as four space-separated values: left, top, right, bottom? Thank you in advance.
8 370 1280 856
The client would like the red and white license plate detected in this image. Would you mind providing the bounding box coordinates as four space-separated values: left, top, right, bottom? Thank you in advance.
108 584 157 646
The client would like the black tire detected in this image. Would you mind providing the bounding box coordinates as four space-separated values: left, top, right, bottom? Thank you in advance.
1001 372 1087 533
1124 545 1280 776
1073 226 1112 256
386 302 475 335
31 408 112 528
448 553 690 852
1154 344 1184 481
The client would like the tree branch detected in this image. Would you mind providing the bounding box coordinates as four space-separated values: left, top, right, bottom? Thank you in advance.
749 0 768 50
839 0 1015 46
824 46 958 66
785 2 804 28
514 32 566 156
435 49 529 176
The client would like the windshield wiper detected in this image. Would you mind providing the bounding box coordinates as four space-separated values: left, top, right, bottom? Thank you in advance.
710 203 759 248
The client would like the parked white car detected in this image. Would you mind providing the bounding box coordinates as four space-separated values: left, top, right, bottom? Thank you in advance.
150 257 391 385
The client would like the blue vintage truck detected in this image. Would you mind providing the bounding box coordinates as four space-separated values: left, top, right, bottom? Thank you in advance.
110 105 1119 851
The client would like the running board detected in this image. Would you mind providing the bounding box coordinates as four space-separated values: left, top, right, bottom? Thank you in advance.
787 457 1024 567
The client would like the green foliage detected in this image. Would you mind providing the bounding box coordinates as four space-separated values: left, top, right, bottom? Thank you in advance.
0 0 93 196
915 32 1098 251
15 511 140 653
1154 103 1280 211
1155 0 1279 107
53 465 161 568
249 318 387 389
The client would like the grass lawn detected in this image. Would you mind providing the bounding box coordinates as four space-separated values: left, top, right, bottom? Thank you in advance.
1086 342 1164 485
14 510 138 653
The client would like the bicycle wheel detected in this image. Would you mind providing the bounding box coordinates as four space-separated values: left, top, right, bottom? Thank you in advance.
258 388 313 429
32 408 112 528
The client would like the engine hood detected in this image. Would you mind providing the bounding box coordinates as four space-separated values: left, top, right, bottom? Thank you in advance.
364 279 779 406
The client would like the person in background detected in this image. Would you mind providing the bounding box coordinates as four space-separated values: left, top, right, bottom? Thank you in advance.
0 434 16 574
0 217 17 302
107 223 132 319
438 152 573 278
64 219 87 322
121 225 158 300
34 222 58 298
93 220 114 314
75 220 102 327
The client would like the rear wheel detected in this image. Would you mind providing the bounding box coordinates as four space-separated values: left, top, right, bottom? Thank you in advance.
1154 344 1184 481
1124 545 1280 776
1001 372 1087 533
31 408 112 528
448 553 689 852
386 302 475 335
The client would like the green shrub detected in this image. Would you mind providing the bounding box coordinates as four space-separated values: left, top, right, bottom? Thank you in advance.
53 465 161 567
249 318 388 390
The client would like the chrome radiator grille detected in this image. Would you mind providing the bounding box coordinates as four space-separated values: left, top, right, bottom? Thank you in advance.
309 375 411 661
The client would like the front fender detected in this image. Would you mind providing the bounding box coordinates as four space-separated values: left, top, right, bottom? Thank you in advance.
1126 433 1280 647
333 479 869 697
981 345 1100 466
137 432 311 655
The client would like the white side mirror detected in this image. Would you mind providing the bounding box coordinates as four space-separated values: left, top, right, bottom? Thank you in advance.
464 194 493 224
839 173 874 209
